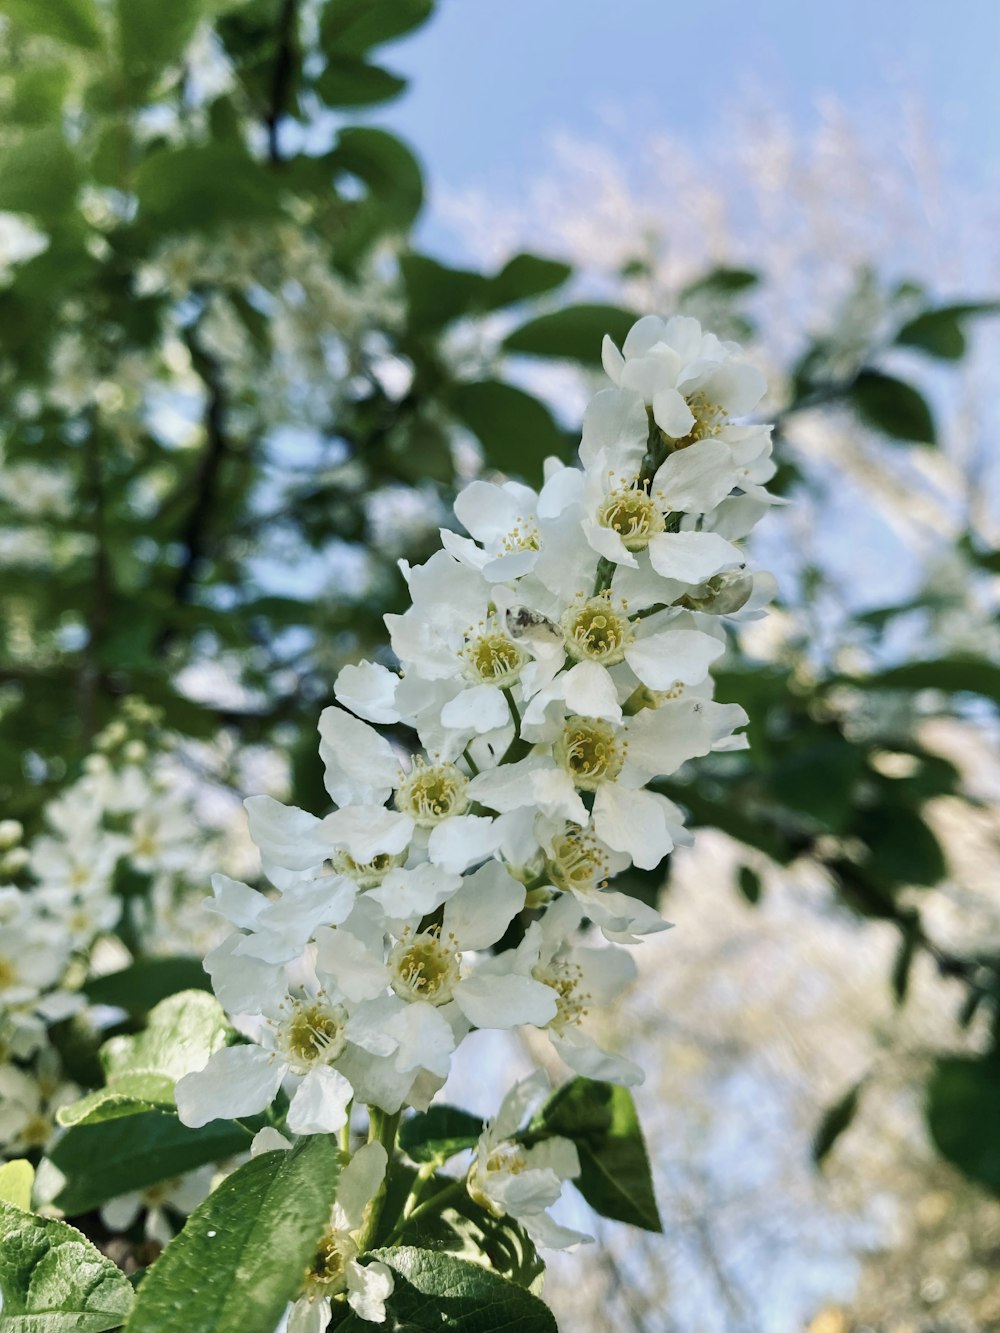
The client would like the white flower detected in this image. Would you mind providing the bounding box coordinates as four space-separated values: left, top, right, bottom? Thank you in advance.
467 1073 590 1250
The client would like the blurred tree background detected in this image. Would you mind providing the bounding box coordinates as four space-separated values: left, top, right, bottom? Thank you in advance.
1 1 999 1328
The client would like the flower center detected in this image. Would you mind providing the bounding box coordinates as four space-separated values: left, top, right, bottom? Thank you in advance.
0 958 17 990
305 1227 358 1296
561 594 632 666
546 825 611 894
531 958 589 1031
389 929 461 1006
673 391 726 448
498 518 540 556
332 849 405 888
554 718 625 790
276 1000 348 1074
395 761 469 827
596 482 665 551
462 627 528 686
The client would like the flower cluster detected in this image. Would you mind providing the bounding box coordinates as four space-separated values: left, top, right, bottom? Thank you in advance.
176 316 777 1316
0 700 223 1161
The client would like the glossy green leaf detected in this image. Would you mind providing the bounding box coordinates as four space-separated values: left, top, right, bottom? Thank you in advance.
57 990 230 1127
332 127 424 257
338 1247 557 1332
401 254 488 332
530 1078 661 1232
850 370 935 444
2 0 103 49
504 303 639 364
124 1137 340 1333
927 1056 1000 1194
813 1081 863 1164
115 0 207 87
49 1110 251 1214
771 738 864 833
400 1106 485 1163
449 380 566 475
0 1199 134 1333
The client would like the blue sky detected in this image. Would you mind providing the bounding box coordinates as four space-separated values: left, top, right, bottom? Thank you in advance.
373 0 999 254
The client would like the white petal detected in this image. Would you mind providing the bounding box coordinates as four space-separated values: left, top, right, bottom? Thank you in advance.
654 437 735 513
593 785 675 869
529 768 589 825
320 806 413 862
346 1259 393 1323
443 861 525 951
385 1002 455 1077
647 530 743 583
288 1294 332 1333
286 1065 354 1135
427 815 501 874
601 334 625 384
624 628 724 691
368 863 461 920
335 1141 388 1232
622 315 667 359
549 1027 644 1085
580 388 647 470
175 1046 284 1127
205 934 287 1015
244 796 328 872
440 685 510 733
334 661 401 724
561 662 622 722
315 926 389 1003
454 481 523 543
250 1127 291 1157
208 874 267 930
455 972 558 1029
318 707 399 807
651 386 695 438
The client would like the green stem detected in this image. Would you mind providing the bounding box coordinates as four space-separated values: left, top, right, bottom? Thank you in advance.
385 1175 467 1244
498 686 533 765
355 1106 401 1252
462 744 480 776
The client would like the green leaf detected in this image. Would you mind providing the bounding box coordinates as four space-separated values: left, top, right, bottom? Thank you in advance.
681 266 759 299
57 990 230 1127
124 1137 340 1333
400 1106 485 1163
320 0 435 57
737 866 761 905
401 254 488 332
813 1081 863 1164
331 127 424 257
10 64 73 126
315 57 407 107
449 380 566 476
338 1247 557 1332
927 1056 1000 1194
0 128 79 220
857 657 1000 707
771 738 864 833
1 0 103 49
855 804 946 887
486 253 572 308
115 0 208 89
136 144 281 233
895 302 999 360
850 370 936 445
530 1079 662 1232
503 304 640 364
0 1199 134 1332
83 958 213 1013
49 1111 251 1214
0 1161 34 1211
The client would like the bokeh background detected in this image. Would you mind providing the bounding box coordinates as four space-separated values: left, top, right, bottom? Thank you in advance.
2 1 999 1328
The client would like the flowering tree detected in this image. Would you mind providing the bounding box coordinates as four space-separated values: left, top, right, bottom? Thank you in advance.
2 1 1000 1330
